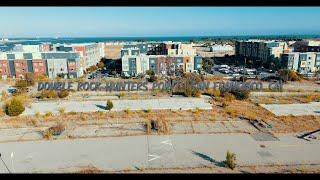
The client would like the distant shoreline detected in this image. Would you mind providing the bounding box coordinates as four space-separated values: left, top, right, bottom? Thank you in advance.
1 34 320 45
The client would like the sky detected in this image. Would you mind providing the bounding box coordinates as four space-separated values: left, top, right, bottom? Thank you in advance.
0 7 319 38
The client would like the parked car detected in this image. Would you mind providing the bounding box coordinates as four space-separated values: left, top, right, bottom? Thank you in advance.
7 87 17 94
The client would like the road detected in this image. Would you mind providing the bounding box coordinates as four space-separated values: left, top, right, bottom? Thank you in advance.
0 133 319 173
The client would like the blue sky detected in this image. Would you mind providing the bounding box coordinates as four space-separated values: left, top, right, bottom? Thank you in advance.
0 7 319 37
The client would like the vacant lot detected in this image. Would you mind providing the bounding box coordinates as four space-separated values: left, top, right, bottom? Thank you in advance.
22 96 212 116
261 102 320 116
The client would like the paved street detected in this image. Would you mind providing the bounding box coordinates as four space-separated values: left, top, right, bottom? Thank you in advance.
0 133 319 173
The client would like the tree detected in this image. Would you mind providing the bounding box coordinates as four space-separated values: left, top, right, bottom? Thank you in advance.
202 57 213 73
25 72 35 86
97 61 105 69
174 73 203 97
224 150 236 170
146 70 157 82
5 97 25 116
146 70 155 76
278 69 301 82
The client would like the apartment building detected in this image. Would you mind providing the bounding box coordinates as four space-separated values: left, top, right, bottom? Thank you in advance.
42 52 81 78
280 52 320 74
53 43 101 72
12 44 53 52
122 54 202 76
104 42 124 59
235 40 288 63
0 51 82 79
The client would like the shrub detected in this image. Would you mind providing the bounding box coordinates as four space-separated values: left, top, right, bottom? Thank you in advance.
43 129 53 140
118 92 125 98
35 112 41 118
5 97 25 116
222 101 229 108
226 109 238 118
44 111 53 117
25 72 35 86
144 108 152 113
174 73 202 97
205 88 221 97
12 94 32 107
146 70 155 76
278 69 302 82
106 100 113 111
231 89 250 100
15 80 29 94
124 108 131 114
34 74 47 81
224 150 236 170
183 86 201 97
223 92 236 102
58 107 66 114
48 122 65 135
148 75 157 82
39 90 58 99
58 90 69 98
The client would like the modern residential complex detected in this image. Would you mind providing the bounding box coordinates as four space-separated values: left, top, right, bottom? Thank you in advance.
122 54 202 76
53 43 103 72
121 41 202 76
104 42 124 59
235 40 289 62
0 51 81 79
280 52 320 74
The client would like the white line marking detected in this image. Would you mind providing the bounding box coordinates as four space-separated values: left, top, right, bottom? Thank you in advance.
148 154 160 162
161 139 172 146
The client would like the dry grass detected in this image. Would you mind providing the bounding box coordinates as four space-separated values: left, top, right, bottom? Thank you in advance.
1 90 9 101
145 120 152 135
12 93 32 108
77 166 103 174
156 117 170 134
252 93 320 104
272 115 320 133
43 129 53 140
